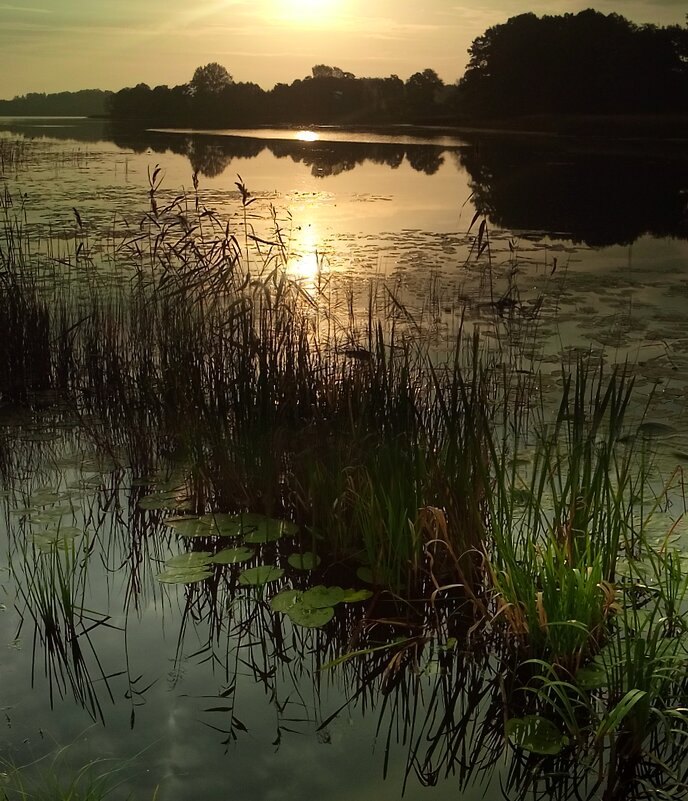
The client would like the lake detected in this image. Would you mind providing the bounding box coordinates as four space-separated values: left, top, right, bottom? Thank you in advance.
1 116 688 801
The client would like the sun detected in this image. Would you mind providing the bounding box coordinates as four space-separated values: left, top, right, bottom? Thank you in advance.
274 0 338 23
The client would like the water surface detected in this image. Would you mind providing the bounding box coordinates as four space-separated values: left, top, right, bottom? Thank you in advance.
1 116 688 800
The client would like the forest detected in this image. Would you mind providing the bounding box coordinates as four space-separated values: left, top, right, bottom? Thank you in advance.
2 11 687 125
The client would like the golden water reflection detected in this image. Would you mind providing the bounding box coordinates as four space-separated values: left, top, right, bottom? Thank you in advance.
287 222 326 288
295 130 319 142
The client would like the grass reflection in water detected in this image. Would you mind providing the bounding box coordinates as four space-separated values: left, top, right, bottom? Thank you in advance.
1 168 687 801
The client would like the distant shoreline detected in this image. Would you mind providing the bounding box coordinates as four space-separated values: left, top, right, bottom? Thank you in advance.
3 112 688 157
142 113 688 147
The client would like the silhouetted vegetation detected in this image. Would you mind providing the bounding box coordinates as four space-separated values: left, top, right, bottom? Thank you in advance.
107 63 453 126
458 138 688 246
458 10 688 118
4 11 687 130
0 89 112 117
104 12 688 129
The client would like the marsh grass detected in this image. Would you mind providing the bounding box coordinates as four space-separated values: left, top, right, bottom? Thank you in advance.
10 528 114 719
0 734 156 801
0 139 31 174
2 177 688 798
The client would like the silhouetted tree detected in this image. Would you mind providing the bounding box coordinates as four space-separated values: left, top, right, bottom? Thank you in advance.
459 137 688 246
0 89 112 116
458 10 688 117
405 69 445 120
108 66 449 125
190 63 233 96
311 65 355 79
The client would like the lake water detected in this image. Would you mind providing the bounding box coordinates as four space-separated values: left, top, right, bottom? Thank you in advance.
1 116 688 800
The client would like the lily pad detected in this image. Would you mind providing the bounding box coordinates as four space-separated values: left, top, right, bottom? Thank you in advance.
156 567 213 585
341 588 374 603
139 491 188 511
29 489 62 505
287 552 321 571
576 664 608 689
51 526 81 538
198 513 244 536
638 421 676 438
32 529 81 552
286 603 334 629
242 515 298 544
27 507 73 523
165 551 212 568
301 585 346 609
238 565 284 586
356 566 375 584
208 546 254 565
165 518 210 538
506 716 568 755
270 589 303 613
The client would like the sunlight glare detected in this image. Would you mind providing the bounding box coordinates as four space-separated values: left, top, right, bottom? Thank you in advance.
295 130 319 142
273 0 339 25
288 223 325 286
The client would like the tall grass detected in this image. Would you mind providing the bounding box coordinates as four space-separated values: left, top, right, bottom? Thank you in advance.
2 177 688 798
0 735 156 801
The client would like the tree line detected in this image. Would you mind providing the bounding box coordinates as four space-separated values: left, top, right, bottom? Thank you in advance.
107 64 451 126
2 11 687 122
460 10 688 116
0 89 112 117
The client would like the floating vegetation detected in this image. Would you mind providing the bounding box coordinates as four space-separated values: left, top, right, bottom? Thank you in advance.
207 546 254 564
1 169 688 801
287 551 320 570
156 566 213 585
506 716 570 756
237 565 284 586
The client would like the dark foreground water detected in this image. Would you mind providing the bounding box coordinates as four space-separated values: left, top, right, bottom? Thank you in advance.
0 117 687 800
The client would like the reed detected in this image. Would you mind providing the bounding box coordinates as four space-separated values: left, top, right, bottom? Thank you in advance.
2 176 688 798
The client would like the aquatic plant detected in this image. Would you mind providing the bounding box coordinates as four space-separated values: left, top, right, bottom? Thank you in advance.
1 174 688 800
0 734 157 801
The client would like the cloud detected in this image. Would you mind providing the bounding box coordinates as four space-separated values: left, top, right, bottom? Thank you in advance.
0 3 50 10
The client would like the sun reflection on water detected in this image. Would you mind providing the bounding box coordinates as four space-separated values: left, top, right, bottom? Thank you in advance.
295 130 319 142
288 223 326 288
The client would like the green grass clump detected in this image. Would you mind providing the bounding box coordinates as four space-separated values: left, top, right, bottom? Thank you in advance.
3 176 688 798
0 740 156 801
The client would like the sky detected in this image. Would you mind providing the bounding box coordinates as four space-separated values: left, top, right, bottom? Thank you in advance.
1 0 686 99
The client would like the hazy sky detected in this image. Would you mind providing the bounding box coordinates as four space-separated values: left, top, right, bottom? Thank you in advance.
1 0 686 98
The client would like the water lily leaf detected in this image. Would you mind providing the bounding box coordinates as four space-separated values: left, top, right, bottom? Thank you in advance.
29 489 62 505
208 546 254 565
27 508 73 523
356 566 375 584
238 565 284 586
32 529 80 552
20 432 58 443
506 716 568 755
355 566 395 587
287 552 321 571
421 659 442 676
576 664 608 689
270 589 303 612
198 513 244 536
139 491 188 511
638 421 675 438
165 518 209 537
286 603 334 629
156 567 213 584
341 588 373 603
53 526 81 538
165 551 212 568
301 585 346 609
32 535 61 552
242 515 298 544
